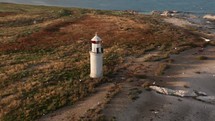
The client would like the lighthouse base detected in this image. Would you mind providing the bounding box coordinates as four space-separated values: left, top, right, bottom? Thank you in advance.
90 51 103 78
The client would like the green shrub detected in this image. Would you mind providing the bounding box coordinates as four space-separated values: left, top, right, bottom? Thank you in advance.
58 9 71 16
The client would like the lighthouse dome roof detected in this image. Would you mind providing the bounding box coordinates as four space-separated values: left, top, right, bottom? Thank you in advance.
91 34 102 41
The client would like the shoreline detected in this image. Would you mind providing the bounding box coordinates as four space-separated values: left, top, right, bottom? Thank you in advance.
1 2 215 16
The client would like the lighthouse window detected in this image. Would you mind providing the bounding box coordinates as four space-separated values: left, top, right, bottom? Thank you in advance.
101 48 103 53
97 48 99 53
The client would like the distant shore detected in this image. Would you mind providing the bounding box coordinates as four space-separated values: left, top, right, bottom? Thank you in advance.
1 1 215 15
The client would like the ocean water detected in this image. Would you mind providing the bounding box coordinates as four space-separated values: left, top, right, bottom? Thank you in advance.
0 0 215 14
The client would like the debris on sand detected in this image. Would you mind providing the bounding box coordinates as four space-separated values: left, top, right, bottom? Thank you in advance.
149 86 215 105
149 86 197 97
203 14 215 21
201 37 211 42
196 96 215 104
150 109 159 114
194 91 207 96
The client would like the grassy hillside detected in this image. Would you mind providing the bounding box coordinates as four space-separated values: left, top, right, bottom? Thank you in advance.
0 3 205 121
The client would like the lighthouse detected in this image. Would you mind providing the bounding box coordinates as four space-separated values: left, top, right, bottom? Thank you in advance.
90 33 103 78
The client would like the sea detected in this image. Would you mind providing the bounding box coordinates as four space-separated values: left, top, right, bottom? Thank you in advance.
0 0 215 15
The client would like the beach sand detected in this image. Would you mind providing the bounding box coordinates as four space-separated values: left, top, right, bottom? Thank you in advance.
102 46 215 121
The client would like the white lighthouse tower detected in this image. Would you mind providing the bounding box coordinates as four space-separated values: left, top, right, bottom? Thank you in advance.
90 33 103 78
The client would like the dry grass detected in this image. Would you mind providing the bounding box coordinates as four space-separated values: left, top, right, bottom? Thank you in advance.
197 56 208 60
0 3 204 121
209 41 215 46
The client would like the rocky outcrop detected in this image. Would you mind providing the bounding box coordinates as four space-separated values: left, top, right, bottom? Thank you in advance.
151 10 179 17
151 10 162 15
203 14 215 21
124 10 138 15
161 10 179 17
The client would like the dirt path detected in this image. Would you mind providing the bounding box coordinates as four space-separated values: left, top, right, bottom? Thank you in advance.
38 83 113 121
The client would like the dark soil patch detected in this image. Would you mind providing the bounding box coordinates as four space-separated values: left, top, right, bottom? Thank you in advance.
0 12 16 17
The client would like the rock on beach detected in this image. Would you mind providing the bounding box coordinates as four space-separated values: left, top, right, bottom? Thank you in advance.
203 14 215 21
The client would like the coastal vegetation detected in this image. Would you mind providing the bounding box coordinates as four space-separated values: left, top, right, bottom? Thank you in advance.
0 3 206 121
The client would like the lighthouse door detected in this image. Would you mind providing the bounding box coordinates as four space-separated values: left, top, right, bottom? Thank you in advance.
96 48 99 53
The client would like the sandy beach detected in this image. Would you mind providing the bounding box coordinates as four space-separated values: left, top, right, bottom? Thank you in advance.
102 46 215 121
